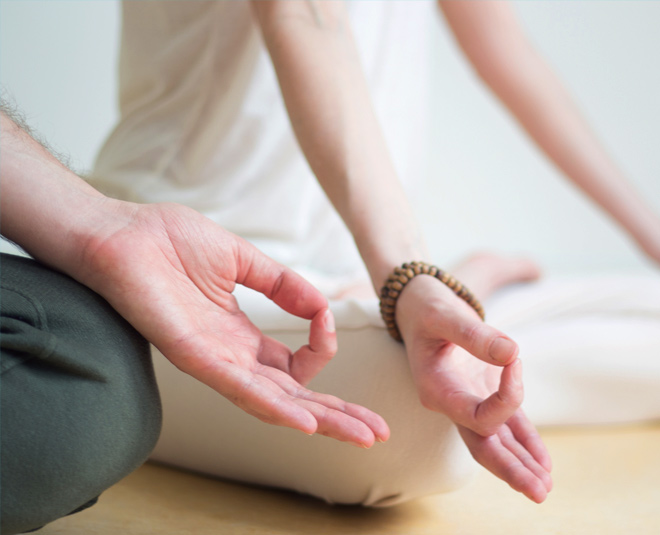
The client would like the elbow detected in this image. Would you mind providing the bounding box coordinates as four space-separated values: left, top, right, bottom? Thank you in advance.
460 35 540 99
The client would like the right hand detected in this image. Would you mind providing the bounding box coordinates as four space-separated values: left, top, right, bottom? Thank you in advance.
396 274 553 503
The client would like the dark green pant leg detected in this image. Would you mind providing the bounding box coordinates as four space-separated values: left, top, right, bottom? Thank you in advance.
1 253 162 535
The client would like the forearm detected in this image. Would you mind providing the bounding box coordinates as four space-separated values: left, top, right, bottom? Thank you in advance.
252 0 429 290
440 1 660 249
0 109 131 281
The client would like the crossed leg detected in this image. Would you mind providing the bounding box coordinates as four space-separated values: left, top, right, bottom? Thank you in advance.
149 253 660 505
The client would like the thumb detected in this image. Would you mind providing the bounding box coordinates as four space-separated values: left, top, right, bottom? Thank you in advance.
396 274 519 366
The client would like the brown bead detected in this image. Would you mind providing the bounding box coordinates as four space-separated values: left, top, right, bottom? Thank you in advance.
380 262 486 343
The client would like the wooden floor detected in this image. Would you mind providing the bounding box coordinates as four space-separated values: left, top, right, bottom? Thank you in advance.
41 424 660 535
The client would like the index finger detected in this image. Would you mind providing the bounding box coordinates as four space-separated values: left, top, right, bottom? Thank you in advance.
235 237 329 320
438 299 520 366
399 276 519 366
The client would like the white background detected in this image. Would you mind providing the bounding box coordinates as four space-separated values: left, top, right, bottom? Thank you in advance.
1 1 659 275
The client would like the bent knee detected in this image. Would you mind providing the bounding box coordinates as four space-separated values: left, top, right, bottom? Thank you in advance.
1 366 161 534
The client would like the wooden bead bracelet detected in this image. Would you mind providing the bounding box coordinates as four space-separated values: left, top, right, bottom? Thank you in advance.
379 261 485 342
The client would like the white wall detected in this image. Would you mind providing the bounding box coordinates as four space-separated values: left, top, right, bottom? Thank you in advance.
424 1 660 274
1 1 658 274
0 0 119 173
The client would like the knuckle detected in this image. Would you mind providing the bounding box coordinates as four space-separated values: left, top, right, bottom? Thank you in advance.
269 270 287 300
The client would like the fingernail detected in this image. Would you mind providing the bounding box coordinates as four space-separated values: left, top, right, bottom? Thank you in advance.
489 337 517 363
324 309 336 333
349 441 370 449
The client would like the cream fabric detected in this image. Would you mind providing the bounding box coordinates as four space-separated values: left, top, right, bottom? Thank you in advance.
89 0 433 290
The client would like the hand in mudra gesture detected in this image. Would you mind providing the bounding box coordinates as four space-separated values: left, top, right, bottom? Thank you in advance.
395 258 553 503
77 201 390 447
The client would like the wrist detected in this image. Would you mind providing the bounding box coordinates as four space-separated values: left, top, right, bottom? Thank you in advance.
63 196 140 284
356 232 431 294
381 262 485 343
1 159 136 285
0 109 139 282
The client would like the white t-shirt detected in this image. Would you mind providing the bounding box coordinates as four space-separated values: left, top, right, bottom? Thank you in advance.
89 0 433 292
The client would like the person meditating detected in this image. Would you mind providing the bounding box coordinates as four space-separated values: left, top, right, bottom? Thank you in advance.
2 2 659 534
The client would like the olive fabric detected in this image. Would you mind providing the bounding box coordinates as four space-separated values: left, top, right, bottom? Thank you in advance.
0 253 161 534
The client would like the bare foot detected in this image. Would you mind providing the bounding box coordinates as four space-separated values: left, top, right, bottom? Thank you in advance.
450 252 542 301
333 253 540 301
333 281 377 300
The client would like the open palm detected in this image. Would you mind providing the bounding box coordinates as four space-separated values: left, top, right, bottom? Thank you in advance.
77 201 389 447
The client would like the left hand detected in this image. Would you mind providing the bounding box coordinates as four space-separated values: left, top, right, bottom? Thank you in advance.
74 201 390 447
396 275 553 503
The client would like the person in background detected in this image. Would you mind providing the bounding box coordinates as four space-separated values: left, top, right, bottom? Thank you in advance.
88 0 657 507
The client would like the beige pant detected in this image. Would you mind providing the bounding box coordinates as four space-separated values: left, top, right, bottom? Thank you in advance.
150 274 660 506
